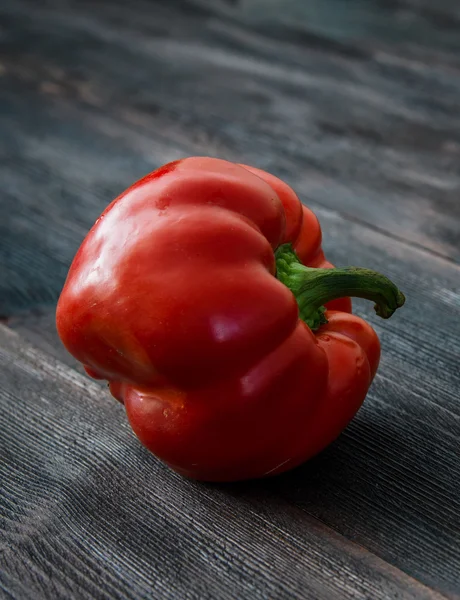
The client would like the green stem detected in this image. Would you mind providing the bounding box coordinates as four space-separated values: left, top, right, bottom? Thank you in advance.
275 244 405 330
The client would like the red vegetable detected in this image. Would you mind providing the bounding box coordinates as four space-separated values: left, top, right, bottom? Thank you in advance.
56 157 404 481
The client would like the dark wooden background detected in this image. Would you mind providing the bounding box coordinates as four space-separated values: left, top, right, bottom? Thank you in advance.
1 1 460 598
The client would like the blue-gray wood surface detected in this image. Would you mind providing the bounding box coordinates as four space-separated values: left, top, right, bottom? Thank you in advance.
1 1 459 598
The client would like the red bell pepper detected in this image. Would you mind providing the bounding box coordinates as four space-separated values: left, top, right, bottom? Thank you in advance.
56 157 404 481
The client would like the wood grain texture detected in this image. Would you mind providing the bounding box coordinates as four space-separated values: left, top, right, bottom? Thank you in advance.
1 0 460 598
0 325 447 600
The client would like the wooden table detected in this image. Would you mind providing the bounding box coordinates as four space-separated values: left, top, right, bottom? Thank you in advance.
1 1 459 598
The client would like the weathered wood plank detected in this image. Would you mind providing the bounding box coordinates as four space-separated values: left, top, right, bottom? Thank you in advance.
1 0 460 264
0 325 447 600
200 0 460 56
6 311 97 384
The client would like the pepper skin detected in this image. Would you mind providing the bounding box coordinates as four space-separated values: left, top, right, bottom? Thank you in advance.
56 157 404 482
